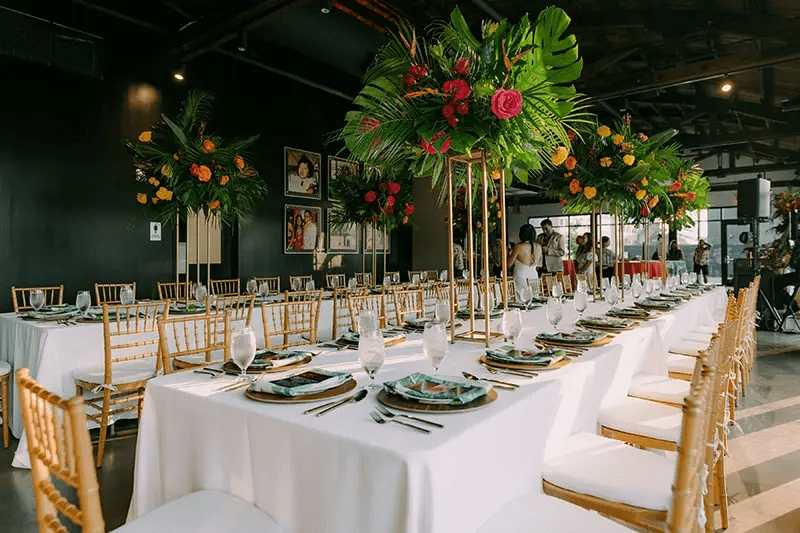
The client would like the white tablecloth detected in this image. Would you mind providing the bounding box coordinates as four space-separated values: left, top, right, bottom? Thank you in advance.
127 288 728 532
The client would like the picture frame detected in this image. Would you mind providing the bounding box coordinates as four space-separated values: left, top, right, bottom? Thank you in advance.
284 204 322 254
284 147 322 200
363 222 390 254
328 156 358 200
327 208 360 254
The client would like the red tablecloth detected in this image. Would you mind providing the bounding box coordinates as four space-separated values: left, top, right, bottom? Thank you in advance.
615 261 664 280
562 260 576 287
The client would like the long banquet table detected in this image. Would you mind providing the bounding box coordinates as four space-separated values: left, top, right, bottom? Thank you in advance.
127 287 727 532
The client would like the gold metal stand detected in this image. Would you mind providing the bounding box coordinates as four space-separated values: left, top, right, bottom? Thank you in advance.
499 170 509 311
660 219 668 283
596 207 604 300
643 223 651 280
615 207 624 300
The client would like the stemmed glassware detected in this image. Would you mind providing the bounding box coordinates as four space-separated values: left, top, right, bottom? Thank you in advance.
193 283 207 305
653 278 663 294
551 281 564 299
246 278 258 295
435 297 450 324
305 280 315 291
644 278 654 299
575 278 587 295
439 270 448 282
574 289 587 317
631 278 643 301
383 275 392 286
30 290 45 312
546 297 562 331
420 271 428 283
259 282 270 298
120 285 135 306
681 272 690 285
520 286 534 310
348 277 358 289
358 311 384 389
605 283 619 306
689 272 698 284
291 278 302 291
230 326 257 381
502 309 523 348
76 291 91 315
423 321 447 373
393 272 400 284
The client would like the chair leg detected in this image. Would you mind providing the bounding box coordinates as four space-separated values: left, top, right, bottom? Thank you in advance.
95 390 111 468
1 374 9 449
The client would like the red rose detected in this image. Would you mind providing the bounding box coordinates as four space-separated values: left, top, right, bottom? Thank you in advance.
455 101 469 115
385 206 394 214
190 163 200 176
387 195 395 207
441 136 452 153
417 65 427 78
670 181 681 192
409 65 421 77
447 115 459 128
388 181 401 194
404 204 415 215
491 88 523 120
364 191 377 203
640 205 650 216
442 79 471 101
442 104 455 119
559 198 568 207
402 74 415 88
686 192 696 202
453 57 470 76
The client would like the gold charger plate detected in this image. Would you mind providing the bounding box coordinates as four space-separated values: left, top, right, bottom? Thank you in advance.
536 335 613 348
479 354 571 371
244 379 357 404
377 388 498 413
223 355 312 374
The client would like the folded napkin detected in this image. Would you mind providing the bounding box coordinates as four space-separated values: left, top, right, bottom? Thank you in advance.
383 373 490 405
456 309 503 319
338 330 405 345
169 302 206 313
577 316 634 329
607 307 651 318
249 350 307 370
26 305 78 319
635 299 676 309
251 368 352 396
536 330 606 344
486 347 566 366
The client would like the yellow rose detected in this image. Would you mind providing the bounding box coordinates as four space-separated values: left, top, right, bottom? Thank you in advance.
599 157 612 168
161 164 171 177
136 193 147 204
623 154 635 166
496 211 502 219
148 177 160 187
635 189 646 200
491 169 502 181
641 177 648 186
156 187 172 201
612 134 624 145
597 125 611 137
138 131 152 143
584 186 597 200
151 197 159 204
201 139 216 154
234 155 245 170
551 146 569 166
638 133 648 142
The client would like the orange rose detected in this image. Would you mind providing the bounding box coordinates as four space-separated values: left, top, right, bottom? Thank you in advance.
641 177 648 186
569 179 582 195
402 216 409 224
623 154 635 166
638 133 648 142
151 197 159 204
612 134 624 145
161 164 171 177
564 171 573 178
597 125 611 137
491 169 502 181
138 131 152 142
136 193 147 204
196 165 212 182
201 139 216 153
234 155 245 169
584 186 597 200
209 200 220 210
173 152 180 161
551 146 569 166
599 157 612 168
156 187 173 201
565 156 577 170
148 177 160 187
648 195 659 208
220 175 230 185
635 189 647 200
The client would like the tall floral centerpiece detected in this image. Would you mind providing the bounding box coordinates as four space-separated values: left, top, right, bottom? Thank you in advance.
764 191 800 271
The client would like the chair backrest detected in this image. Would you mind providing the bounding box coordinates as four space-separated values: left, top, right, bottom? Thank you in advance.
425 270 439 281
355 272 372 287
210 278 240 296
557 272 573 294
16 368 106 533
540 274 554 297
347 293 387 331
332 286 366 338
261 300 318 349
94 282 137 305
284 289 322 338
157 281 191 301
254 276 280 293
421 282 441 316
385 271 399 284
454 278 472 309
288 275 313 291
158 311 231 373
391 289 424 325
526 278 542 297
11 285 64 312
211 294 255 326
407 270 422 283
326 273 346 289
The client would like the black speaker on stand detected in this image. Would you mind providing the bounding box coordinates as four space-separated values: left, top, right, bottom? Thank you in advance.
737 177 771 220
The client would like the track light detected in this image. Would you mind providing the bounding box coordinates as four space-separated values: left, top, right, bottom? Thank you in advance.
173 65 186 82
320 0 332 13
237 30 248 52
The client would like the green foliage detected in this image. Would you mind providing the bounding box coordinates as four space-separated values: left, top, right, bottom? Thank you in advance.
328 165 414 231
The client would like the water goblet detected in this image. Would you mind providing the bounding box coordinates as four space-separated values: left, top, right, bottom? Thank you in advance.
76 291 91 315
120 285 135 306
383 275 391 286
575 278 587 294
246 278 258 295
644 278 654 298
230 326 257 381
358 309 379 336
653 278 662 293
439 270 448 282
393 272 400 284
305 280 315 291
631 279 643 301
423 321 447 373
530 281 541 299
291 278 301 291
420 271 428 282
358 329 385 389
520 286 534 310
574 290 587 317
348 277 357 289
681 272 690 285
546 297 563 331
259 282 270 298
605 284 619 306
193 283 207 305
502 309 523 347
434 298 450 324
551 281 564 299
689 272 697 284
462 269 470 280
30 290 45 312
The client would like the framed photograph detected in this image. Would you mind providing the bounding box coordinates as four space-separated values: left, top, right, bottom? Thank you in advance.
327 208 360 254
285 204 322 254
328 156 358 200
285 147 321 200
364 222 390 254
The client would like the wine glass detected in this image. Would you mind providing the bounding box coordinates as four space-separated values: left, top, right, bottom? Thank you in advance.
644 278 654 299
520 286 533 310
462 269 470 280
330 276 339 290
193 283 207 305
259 282 270 298
423 321 447 373
120 285 135 306
420 271 428 283
502 309 523 347
631 279 643 301
359 329 385 389
348 277 357 289
305 280 315 291
530 281 541 299
681 272 690 285
393 272 400 284
383 275 391 286
653 278 662 294
246 278 258 295
575 278 587 295
689 272 697 284
439 270 448 282
30 290 45 312
546 297 562 331
574 290 587 317
358 309 379 335
551 281 564 299
435 298 450 324
291 278 301 291
605 283 618 306
230 326 257 381
412 274 420 286
76 291 91 315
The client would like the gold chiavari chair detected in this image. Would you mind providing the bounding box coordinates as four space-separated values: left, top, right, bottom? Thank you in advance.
11 285 64 312
159 311 231 374
557 272 573 295
157 281 191 301
425 269 439 282
326 273 347 289
210 278 240 296
288 275 313 291
347 293 387 331
94 282 137 305
355 272 373 287
454 278 472 310
421 282 441 317
391 289 424 325
17 368 282 533
407 270 423 283
261 299 318 349
211 294 255 327
540 274 554 297
284 289 323 341
332 286 366 339
254 276 280 293
73 301 168 467
385 271 399 284
0 360 9 448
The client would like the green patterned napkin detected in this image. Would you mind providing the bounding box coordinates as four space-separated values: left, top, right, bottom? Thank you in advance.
635 299 676 310
383 373 490 405
338 330 405 345
536 330 606 344
456 309 503 319
486 347 566 366
577 316 635 329
251 368 352 397
249 350 308 370
607 307 651 318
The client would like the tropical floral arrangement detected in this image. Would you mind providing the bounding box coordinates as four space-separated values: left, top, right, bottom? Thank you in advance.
328 164 414 231
449 180 502 235
124 91 267 225
338 6 585 190
764 190 800 269
644 163 709 230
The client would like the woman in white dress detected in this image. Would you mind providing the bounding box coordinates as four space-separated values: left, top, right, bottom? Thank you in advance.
508 224 542 299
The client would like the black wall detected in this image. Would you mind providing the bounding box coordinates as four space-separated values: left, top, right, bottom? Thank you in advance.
0 44 411 311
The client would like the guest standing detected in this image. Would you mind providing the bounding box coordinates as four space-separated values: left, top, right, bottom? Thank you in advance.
666 240 684 261
693 239 712 283
574 233 596 275
453 237 466 279
598 236 616 281
508 224 542 299
535 219 565 275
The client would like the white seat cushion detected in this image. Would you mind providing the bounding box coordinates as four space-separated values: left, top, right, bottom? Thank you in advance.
598 397 683 444
0 360 10 376
115 490 281 533
543 432 675 511
72 359 156 386
666 354 696 374
628 374 690 406
479 491 634 532
668 338 709 357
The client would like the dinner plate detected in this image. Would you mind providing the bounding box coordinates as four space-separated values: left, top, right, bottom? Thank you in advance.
479 354 571 371
377 388 497 413
244 379 356 403
222 354 312 374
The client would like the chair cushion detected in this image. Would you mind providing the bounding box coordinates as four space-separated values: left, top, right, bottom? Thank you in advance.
598 397 683 444
72 359 156 386
628 374 690 406
0 360 10 376
668 338 709 357
666 354 696 374
542 432 675 511
478 491 634 533
114 490 281 533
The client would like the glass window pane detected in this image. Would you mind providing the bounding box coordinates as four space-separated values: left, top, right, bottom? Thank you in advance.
722 207 738 220
570 215 590 226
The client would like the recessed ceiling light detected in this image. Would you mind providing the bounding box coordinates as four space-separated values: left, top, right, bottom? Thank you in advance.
721 81 732 93
173 65 186 82
320 0 332 13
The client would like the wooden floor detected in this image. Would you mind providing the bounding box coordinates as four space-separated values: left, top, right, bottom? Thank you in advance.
1 330 799 532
